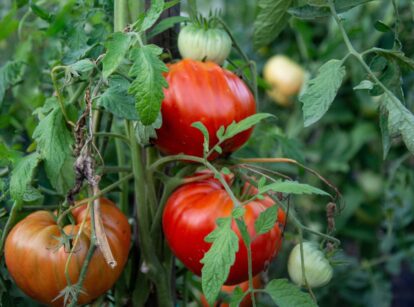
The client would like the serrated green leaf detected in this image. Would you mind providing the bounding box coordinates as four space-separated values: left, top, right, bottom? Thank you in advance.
373 48 414 71
381 93 414 154
201 217 239 305
255 205 279 235
147 16 189 39
300 59 346 127
137 0 165 32
32 107 75 194
128 44 168 125
223 113 273 139
135 114 163 145
192 122 210 154
0 61 25 106
68 59 95 74
235 218 251 246
259 180 330 196
232 207 245 219
374 21 392 33
354 80 374 90
229 287 245 307
97 76 138 120
289 0 375 19
0 7 19 41
10 153 42 203
30 2 53 22
265 279 317 307
254 0 292 48
102 32 132 78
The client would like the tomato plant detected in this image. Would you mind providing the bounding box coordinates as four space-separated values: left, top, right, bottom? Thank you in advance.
4 198 131 306
155 59 256 158
162 174 285 285
1 0 413 306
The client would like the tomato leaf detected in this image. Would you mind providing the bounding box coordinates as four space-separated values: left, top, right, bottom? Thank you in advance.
128 44 168 125
97 76 138 120
67 59 95 77
192 122 210 155
220 113 273 141
102 32 132 79
0 61 25 107
235 218 251 246
265 279 317 307
381 93 414 155
135 0 165 33
10 152 42 203
135 114 162 145
253 0 292 48
300 59 346 127
259 180 330 196
255 205 279 235
32 106 75 194
229 286 245 307
201 217 239 305
353 80 374 90
147 16 189 39
289 0 375 19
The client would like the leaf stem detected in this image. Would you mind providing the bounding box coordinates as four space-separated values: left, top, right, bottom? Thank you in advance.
0 201 20 258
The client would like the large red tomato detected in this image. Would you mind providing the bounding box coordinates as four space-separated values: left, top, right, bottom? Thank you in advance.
155 59 256 158
162 175 285 285
5 198 131 306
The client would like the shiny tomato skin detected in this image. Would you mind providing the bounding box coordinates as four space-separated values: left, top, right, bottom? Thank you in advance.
162 177 285 285
155 59 256 158
4 198 131 306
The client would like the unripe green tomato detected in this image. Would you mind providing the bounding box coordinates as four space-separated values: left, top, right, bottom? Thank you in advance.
288 242 333 288
178 24 232 65
263 55 305 107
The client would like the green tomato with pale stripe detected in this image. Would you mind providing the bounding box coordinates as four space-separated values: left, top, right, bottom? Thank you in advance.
288 242 333 288
178 23 232 65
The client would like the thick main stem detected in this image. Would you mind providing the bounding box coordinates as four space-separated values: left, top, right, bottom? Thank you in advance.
128 121 173 307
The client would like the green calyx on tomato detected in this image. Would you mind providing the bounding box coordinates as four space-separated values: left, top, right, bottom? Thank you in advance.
155 59 256 159
178 18 232 65
4 198 131 306
162 173 285 285
288 242 333 288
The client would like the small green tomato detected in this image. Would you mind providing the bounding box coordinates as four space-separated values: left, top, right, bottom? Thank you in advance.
288 242 333 288
178 23 232 65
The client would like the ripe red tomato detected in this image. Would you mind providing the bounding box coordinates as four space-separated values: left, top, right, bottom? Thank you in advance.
162 175 285 285
4 198 131 306
200 275 262 307
155 59 256 158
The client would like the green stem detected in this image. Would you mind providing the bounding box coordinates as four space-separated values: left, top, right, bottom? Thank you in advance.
97 166 131 173
0 202 20 257
329 0 410 122
114 125 129 214
51 66 73 126
68 201 97 307
114 0 130 31
244 221 256 307
128 121 173 307
128 0 142 24
94 132 130 145
69 81 89 106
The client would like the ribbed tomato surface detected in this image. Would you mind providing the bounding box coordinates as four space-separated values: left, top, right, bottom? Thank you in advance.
155 59 256 158
162 176 285 285
4 198 131 306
